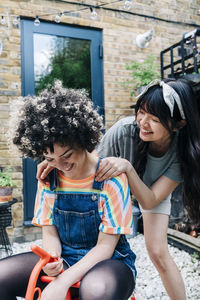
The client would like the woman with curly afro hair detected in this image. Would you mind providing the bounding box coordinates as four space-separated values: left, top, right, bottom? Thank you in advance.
0 81 136 300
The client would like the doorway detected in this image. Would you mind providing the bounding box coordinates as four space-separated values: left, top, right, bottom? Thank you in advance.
21 19 104 224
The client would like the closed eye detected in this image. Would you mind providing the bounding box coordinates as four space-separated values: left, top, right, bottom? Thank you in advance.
152 118 160 123
62 153 73 160
45 158 54 162
138 109 145 114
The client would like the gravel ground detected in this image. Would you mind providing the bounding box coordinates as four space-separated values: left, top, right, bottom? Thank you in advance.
3 234 200 300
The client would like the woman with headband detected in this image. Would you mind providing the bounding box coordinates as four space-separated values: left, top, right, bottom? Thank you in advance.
37 78 200 299
95 78 200 300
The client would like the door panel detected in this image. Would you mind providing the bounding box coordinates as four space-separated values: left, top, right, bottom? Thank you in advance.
34 34 91 96
21 19 104 224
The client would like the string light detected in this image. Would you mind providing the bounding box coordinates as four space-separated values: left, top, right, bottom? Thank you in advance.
90 7 98 20
0 40 2 56
0 16 6 25
12 16 20 28
123 0 132 10
55 12 62 23
34 16 40 26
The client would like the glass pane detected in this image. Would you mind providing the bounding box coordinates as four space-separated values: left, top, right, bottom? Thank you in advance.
34 33 91 96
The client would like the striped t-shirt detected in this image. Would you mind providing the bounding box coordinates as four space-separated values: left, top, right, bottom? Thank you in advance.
32 171 134 235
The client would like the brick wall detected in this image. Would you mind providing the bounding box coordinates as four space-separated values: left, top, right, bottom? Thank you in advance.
0 0 199 243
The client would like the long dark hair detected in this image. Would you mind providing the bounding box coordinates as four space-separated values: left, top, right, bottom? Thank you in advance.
133 78 200 223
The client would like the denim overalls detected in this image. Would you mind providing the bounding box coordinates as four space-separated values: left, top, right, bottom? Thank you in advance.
51 160 137 278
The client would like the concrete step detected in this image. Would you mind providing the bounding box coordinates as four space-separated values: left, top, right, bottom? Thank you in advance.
167 228 200 258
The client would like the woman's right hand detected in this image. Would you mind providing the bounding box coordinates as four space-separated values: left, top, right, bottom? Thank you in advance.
36 160 54 185
95 157 132 181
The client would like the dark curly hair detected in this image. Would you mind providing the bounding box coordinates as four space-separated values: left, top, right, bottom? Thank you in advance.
11 81 103 159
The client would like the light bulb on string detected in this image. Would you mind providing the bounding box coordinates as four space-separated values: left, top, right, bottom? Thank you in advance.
0 16 6 25
123 0 132 10
90 7 98 20
34 16 40 26
0 39 3 56
13 16 20 28
55 12 62 23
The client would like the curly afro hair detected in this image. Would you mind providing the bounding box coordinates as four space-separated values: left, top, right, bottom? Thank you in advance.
11 81 104 159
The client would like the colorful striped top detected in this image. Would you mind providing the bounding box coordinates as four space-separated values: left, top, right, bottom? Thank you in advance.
32 171 134 235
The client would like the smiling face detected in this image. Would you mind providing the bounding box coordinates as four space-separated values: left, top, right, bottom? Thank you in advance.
44 143 87 179
136 108 172 147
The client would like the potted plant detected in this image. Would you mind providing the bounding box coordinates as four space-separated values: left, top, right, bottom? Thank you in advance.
124 54 160 97
0 169 17 202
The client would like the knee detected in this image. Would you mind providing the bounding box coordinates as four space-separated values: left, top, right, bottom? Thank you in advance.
80 275 107 300
146 244 168 271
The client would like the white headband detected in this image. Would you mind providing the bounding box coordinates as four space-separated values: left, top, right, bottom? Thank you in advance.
137 79 186 120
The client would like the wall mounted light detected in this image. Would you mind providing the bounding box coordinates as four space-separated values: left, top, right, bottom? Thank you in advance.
136 29 155 48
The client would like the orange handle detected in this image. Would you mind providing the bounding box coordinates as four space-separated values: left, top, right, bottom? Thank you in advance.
26 245 81 300
25 245 53 300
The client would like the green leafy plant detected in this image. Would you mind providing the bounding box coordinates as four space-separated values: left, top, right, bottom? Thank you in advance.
191 252 199 263
0 171 17 187
125 54 160 96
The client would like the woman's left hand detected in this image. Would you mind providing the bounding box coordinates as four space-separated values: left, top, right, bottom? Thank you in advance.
95 157 131 181
42 257 64 276
40 276 68 300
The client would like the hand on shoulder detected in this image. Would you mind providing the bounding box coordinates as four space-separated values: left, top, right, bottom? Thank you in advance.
95 156 132 181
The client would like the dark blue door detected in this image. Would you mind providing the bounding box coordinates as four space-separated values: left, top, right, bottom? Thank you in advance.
21 19 104 225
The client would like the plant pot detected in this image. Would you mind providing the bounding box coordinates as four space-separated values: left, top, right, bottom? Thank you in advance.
0 187 13 202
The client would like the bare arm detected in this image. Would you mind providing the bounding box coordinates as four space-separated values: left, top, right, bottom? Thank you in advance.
124 160 179 209
95 157 179 210
36 160 54 185
42 225 63 276
61 232 119 285
42 225 62 256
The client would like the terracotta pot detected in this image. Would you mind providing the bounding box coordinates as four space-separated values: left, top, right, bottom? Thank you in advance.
0 186 13 202
189 230 198 238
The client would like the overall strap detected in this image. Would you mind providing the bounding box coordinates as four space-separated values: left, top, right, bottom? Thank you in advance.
92 157 104 191
49 158 104 191
49 169 58 191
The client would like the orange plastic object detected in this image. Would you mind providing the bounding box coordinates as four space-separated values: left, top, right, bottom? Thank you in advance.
26 244 135 300
25 245 80 300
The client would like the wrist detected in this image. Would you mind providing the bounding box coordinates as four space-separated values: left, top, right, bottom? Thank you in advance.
123 159 133 174
58 270 71 288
